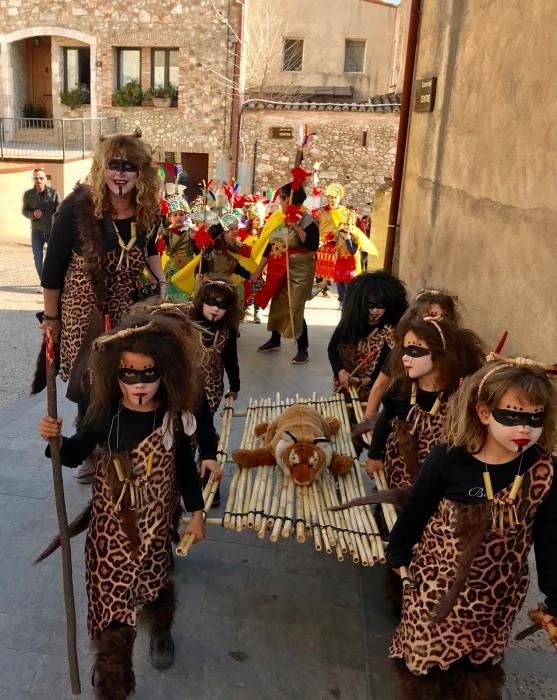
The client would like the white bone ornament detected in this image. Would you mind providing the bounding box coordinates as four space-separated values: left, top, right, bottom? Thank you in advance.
162 411 197 450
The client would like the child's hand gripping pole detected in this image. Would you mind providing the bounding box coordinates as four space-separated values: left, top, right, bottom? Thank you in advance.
45 328 81 695
176 395 234 556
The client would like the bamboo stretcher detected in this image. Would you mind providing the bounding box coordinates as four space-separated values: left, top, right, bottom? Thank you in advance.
217 392 387 567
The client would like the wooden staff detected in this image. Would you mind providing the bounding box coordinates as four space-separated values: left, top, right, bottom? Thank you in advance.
45 328 81 695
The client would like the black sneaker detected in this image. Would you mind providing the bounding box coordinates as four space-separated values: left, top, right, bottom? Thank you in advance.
258 338 281 352
149 634 175 670
291 350 309 364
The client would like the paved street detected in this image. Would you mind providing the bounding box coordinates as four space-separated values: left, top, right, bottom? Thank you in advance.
0 240 555 699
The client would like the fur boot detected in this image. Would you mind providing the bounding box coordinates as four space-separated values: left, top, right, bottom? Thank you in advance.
143 582 176 670
391 659 448 700
92 624 136 700
447 661 505 700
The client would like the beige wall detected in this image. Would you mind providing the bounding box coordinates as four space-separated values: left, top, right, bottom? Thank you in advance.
396 0 556 363
244 0 397 101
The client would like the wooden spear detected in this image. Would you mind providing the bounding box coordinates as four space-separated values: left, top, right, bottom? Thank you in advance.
45 328 81 695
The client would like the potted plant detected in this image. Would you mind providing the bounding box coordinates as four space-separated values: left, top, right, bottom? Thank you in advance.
61 87 90 113
150 87 172 108
112 81 143 107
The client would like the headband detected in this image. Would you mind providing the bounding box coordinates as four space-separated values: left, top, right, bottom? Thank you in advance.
93 321 156 352
422 316 446 350
477 353 553 399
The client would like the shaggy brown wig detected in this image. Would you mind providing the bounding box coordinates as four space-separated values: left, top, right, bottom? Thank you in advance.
446 360 557 453
82 313 200 429
88 133 160 231
390 317 485 398
189 275 243 329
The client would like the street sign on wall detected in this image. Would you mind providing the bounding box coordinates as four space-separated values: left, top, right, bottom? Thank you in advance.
270 127 293 139
414 77 437 112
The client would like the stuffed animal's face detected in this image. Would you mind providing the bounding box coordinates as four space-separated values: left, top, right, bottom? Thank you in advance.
277 432 332 486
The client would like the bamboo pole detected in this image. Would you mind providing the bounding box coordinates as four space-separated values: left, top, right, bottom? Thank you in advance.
282 479 296 538
45 329 81 695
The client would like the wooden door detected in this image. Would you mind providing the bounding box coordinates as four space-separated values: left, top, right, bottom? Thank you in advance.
26 37 53 118
180 152 209 202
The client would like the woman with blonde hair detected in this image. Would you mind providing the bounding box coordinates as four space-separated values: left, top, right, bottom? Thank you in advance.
36 132 166 480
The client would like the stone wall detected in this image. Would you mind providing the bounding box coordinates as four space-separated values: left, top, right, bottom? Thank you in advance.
0 0 240 178
241 110 399 210
9 40 26 117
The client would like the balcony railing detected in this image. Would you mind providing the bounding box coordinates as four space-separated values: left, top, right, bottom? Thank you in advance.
0 117 119 161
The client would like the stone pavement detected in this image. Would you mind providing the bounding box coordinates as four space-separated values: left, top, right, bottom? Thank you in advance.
0 271 555 699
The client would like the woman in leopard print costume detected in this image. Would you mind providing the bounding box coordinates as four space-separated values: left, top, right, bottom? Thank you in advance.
38 314 221 700
388 360 557 700
39 133 166 409
366 316 484 487
328 271 408 403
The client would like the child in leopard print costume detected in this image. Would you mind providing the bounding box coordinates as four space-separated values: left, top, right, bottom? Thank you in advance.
38 313 221 700
366 316 484 487
328 271 408 402
388 358 557 700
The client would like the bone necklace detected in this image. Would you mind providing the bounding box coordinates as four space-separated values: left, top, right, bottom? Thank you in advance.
405 382 443 435
482 448 525 535
108 404 157 512
113 220 137 270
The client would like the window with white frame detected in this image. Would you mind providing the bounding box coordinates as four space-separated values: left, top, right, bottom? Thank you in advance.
63 47 91 98
117 48 141 88
344 39 366 73
282 38 304 72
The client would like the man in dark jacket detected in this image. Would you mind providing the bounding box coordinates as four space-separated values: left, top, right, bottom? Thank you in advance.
22 168 62 281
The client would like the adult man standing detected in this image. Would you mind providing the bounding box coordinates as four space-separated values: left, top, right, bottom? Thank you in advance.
22 168 61 281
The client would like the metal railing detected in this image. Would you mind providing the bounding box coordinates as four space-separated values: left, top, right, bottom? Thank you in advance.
0 117 119 160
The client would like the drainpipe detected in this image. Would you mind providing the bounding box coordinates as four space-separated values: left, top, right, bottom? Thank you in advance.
383 0 422 272
229 0 244 181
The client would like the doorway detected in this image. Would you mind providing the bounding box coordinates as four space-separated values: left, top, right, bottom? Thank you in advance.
180 152 209 202
26 37 53 118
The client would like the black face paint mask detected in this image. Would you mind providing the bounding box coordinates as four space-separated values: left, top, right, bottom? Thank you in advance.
403 344 431 358
118 367 161 384
492 407 546 428
108 158 139 173
367 300 386 310
204 297 227 310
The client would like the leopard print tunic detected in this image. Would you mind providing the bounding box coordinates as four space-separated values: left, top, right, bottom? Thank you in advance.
390 456 554 674
59 247 146 380
384 399 447 489
333 325 395 401
200 328 230 415
85 423 176 638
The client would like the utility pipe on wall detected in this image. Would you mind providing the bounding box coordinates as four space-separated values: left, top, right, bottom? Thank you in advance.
383 0 422 272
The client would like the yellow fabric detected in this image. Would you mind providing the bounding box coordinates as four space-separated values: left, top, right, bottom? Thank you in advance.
171 254 201 295
161 252 170 271
251 209 285 262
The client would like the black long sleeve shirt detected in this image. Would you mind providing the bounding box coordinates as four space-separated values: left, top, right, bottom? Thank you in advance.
387 443 557 615
368 380 440 459
41 197 157 289
46 398 218 512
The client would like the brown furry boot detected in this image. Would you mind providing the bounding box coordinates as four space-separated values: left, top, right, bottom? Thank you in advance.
391 659 449 700
143 582 176 670
92 624 136 700
447 660 505 700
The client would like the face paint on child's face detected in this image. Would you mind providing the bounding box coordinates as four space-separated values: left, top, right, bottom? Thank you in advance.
169 211 186 227
367 298 386 324
402 331 434 379
118 352 160 407
202 295 227 322
486 390 545 453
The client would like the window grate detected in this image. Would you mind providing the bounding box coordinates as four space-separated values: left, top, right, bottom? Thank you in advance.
344 40 366 73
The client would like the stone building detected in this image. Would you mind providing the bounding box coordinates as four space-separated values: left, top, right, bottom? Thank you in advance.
394 0 555 362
